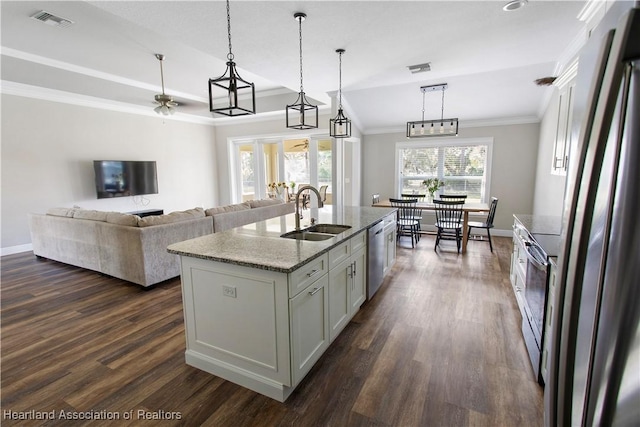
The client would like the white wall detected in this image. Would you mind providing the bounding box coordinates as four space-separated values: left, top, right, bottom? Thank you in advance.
1 94 218 252
532 89 568 217
361 122 541 232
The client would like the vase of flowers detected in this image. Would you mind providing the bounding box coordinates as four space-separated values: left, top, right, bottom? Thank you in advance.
422 178 445 202
268 182 289 200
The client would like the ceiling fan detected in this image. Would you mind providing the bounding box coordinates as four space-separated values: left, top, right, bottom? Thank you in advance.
293 140 309 150
153 54 178 116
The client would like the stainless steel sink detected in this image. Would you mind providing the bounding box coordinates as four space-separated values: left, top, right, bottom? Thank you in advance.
306 224 352 234
280 231 335 241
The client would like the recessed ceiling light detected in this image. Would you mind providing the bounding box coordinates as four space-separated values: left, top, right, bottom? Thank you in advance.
503 0 528 12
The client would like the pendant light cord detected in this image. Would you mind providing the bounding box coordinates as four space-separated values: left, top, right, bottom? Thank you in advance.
421 88 426 122
338 50 343 109
298 15 304 93
226 0 234 61
441 87 445 122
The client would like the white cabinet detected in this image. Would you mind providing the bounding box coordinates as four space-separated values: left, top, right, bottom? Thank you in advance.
290 274 329 385
383 215 396 275
180 257 292 391
179 231 368 402
510 222 529 318
329 257 351 340
551 63 577 175
350 245 366 314
328 232 367 342
540 258 558 383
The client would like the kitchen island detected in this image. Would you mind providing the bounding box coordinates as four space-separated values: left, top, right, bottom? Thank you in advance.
167 205 395 401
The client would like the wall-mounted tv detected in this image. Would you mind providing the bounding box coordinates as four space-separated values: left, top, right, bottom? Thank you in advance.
93 160 158 199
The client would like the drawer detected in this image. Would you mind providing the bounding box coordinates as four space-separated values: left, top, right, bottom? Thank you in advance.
350 230 367 252
329 240 351 270
289 254 328 298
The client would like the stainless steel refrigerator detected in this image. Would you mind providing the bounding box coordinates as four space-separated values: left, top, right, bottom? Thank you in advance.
545 4 640 427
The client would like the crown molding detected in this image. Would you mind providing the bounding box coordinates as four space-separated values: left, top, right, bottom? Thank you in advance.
1 80 216 125
1 46 207 103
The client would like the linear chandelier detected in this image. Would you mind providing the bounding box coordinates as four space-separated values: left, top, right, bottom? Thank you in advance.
286 12 318 130
330 49 351 138
209 0 256 116
407 83 458 138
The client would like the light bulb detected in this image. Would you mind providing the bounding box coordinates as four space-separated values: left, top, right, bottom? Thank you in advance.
440 122 444 134
450 121 455 133
411 124 416 136
430 123 434 134
338 123 344 134
420 124 425 135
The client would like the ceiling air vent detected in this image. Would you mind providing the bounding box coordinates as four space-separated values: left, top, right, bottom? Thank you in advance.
30 10 74 28
407 62 431 74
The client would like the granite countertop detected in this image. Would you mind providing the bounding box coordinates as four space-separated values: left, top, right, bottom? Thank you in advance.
167 206 396 273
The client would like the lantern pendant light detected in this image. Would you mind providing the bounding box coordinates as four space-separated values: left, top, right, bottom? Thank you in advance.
209 0 256 116
330 49 351 138
286 12 318 130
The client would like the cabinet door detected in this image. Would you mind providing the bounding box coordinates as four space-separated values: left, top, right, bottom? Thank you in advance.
552 79 575 175
350 246 367 315
384 225 396 275
328 258 351 342
290 274 329 386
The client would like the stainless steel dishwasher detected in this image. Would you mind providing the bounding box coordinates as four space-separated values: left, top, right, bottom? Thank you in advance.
367 221 385 300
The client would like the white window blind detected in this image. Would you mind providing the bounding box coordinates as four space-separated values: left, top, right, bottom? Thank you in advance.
397 138 492 203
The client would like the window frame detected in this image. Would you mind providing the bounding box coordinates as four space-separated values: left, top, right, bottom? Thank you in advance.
394 137 493 203
228 132 332 204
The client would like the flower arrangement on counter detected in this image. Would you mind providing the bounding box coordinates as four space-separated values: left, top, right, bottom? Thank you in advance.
422 178 446 198
268 182 291 199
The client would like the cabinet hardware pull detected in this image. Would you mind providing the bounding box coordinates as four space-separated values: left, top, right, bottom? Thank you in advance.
352 261 356 276
307 269 320 277
309 287 322 296
347 264 353 279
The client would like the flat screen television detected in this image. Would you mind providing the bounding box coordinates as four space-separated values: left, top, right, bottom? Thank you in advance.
93 160 158 199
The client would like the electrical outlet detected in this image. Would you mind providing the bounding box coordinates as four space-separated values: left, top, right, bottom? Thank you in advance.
222 285 237 298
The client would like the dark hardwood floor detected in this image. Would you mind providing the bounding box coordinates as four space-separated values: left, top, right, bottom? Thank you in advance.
1 235 543 426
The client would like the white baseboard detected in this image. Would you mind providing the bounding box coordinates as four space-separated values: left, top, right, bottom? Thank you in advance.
1 244 33 256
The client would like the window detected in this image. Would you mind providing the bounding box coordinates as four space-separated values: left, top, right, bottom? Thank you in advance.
229 135 333 203
396 138 492 203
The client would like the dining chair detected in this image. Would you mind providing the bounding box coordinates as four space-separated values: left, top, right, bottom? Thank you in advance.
401 193 425 234
319 185 328 201
467 197 499 252
433 199 465 252
439 194 467 202
401 193 426 202
390 198 421 248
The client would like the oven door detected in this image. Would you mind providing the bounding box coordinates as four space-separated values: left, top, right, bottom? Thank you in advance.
524 243 549 346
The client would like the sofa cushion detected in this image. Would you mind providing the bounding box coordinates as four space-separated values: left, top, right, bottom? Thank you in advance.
137 207 205 227
73 209 109 222
46 207 76 217
205 202 251 216
106 212 139 227
247 199 284 208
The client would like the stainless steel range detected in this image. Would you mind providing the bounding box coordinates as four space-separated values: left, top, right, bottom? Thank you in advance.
511 215 561 385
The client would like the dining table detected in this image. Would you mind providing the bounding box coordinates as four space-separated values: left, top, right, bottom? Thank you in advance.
373 199 490 253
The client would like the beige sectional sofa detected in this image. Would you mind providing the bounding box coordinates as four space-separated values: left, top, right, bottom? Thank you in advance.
28 199 294 287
